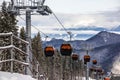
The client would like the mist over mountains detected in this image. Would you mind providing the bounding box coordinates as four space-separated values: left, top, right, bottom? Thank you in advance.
43 31 120 73
43 25 120 41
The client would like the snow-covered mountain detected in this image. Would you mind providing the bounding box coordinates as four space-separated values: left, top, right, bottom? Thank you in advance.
112 25 120 31
43 31 120 73
86 31 120 47
90 43 120 72
58 26 107 31
41 25 120 41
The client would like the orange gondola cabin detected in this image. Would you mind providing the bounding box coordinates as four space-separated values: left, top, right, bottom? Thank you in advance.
97 68 103 73
72 54 79 60
44 46 54 57
60 43 72 56
90 67 96 72
84 54 90 63
90 68 98 72
92 60 97 65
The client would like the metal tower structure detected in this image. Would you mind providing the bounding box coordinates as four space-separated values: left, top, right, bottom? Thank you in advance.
82 43 93 80
7 0 52 75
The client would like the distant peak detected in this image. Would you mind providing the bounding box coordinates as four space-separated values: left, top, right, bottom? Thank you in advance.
98 31 120 36
87 30 120 42
99 31 108 34
51 38 64 41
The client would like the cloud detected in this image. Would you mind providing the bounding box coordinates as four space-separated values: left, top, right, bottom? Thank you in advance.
17 9 120 40
18 9 120 29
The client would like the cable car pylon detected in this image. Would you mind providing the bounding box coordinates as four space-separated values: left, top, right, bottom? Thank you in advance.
7 0 52 76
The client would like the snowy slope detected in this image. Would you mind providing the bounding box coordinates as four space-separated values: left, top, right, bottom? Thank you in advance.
0 71 96 80
0 71 36 80
111 54 120 74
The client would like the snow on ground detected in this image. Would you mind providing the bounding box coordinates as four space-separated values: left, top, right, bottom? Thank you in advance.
0 71 96 80
0 71 36 80
76 77 96 80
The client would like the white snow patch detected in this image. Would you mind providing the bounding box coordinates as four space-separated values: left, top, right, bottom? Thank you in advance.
111 55 120 74
0 71 96 80
74 77 96 80
0 71 36 80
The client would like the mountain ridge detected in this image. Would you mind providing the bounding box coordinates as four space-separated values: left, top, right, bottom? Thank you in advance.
43 31 120 73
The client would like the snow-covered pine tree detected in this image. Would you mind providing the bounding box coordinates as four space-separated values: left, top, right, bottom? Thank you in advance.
16 27 27 74
0 1 18 35
0 1 21 73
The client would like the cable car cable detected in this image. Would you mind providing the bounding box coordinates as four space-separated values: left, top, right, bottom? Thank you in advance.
52 11 74 41
52 12 68 33
18 15 49 40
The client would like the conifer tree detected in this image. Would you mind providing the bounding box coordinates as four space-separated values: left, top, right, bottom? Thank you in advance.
0 1 18 72
53 49 62 80
32 32 46 77
0 1 18 35
20 27 26 40
32 32 44 61
16 27 26 73
19 27 26 51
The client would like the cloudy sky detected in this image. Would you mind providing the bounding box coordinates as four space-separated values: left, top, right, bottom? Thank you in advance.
45 0 120 14
0 0 120 40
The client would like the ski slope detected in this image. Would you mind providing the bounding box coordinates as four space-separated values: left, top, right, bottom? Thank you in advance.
0 71 96 80
0 71 36 80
